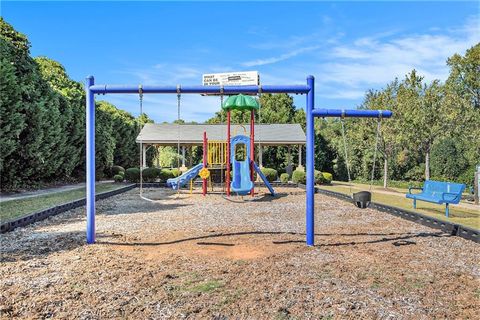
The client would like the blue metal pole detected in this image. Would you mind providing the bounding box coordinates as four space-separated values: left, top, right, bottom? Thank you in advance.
306 75 315 246
311 109 392 118
86 76 95 244
89 84 310 95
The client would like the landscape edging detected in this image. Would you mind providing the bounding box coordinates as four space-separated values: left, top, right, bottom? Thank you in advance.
0 184 136 234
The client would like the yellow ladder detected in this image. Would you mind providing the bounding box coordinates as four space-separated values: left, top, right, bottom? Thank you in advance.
207 140 227 166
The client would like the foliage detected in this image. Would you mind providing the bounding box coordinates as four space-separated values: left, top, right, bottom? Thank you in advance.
292 170 306 184
280 173 290 183
171 168 182 177
159 169 175 181
0 19 145 191
113 174 124 183
314 170 324 184
322 172 333 184
430 138 468 181
111 165 125 176
313 171 332 184
457 165 476 187
260 168 278 182
124 168 140 183
153 146 184 168
141 167 158 182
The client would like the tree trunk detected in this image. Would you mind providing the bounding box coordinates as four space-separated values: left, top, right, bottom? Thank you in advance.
383 158 388 189
425 151 430 181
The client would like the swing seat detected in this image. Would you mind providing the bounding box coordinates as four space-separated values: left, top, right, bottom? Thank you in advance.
352 191 371 209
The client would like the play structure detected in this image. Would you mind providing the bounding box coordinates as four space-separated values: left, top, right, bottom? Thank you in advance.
406 180 466 217
84 75 392 246
163 94 275 197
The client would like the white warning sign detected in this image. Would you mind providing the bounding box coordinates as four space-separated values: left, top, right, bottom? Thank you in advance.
202 71 259 86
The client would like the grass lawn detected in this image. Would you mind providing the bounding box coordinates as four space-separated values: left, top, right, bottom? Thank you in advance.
318 183 479 230
0 183 126 223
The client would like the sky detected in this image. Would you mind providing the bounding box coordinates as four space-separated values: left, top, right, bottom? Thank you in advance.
2 1 479 123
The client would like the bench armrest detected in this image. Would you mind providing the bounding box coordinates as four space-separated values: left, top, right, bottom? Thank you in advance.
408 186 423 194
442 192 461 202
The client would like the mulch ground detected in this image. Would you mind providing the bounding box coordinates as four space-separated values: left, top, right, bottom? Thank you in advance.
1 187 479 319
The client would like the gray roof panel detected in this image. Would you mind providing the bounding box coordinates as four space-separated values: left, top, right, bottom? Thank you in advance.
136 123 305 145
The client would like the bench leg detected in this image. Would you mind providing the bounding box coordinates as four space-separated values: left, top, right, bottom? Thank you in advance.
445 203 449 218
413 198 416 209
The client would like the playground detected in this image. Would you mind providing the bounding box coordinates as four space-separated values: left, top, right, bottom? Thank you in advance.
1 5 479 318
1 187 479 318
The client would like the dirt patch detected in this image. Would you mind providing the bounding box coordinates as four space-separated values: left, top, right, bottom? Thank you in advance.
1 187 479 319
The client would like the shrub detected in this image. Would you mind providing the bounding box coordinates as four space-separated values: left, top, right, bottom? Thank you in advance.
314 170 325 184
171 168 182 177
159 169 174 181
125 168 140 183
141 167 158 182
321 172 333 184
404 164 425 182
457 165 476 186
292 170 306 184
260 168 278 182
111 165 125 176
280 173 290 183
113 174 124 183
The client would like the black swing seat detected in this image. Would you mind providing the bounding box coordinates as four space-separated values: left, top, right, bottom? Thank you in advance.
352 191 372 209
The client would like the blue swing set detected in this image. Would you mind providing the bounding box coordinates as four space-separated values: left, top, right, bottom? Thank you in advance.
84 75 392 246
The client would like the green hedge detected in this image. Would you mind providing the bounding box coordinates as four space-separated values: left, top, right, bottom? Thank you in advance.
260 167 278 182
159 169 174 181
141 167 158 182
111 165 125 176
171 168 182 177
314 170 333 184
113 174 124 183
292 170 306 184
280 173 290 183
125 168 140 183
322 172 333 184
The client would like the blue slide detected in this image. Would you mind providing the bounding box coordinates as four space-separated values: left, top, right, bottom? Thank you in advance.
166 163 203 190
230 135 254 196
253 162 276 196
231 160 254 195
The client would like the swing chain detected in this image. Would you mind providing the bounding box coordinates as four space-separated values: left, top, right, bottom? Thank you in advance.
340 117 351 183
257 85 262 168
139 84 144 120
370 113 382 191
220 85 224 192
138 85 144 197
176 85 181 171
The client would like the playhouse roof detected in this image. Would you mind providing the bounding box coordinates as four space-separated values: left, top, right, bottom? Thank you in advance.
221 94 259 111
136 123 305 146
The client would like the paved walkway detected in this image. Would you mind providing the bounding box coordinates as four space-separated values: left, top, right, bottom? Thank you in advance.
0 181 113 202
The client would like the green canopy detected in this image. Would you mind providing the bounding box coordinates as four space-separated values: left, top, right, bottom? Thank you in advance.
221 94 259 111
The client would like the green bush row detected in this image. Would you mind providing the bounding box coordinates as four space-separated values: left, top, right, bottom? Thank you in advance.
259 168 278 182
123 167 183 183
280 173 290 183
291 170 333 184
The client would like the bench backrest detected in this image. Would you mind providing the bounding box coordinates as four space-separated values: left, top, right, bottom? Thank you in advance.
423 180 465 195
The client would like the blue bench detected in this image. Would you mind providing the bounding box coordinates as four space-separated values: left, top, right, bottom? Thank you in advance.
406 180 465 217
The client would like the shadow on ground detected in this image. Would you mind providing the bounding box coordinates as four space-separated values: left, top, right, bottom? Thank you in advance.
98 230 446 248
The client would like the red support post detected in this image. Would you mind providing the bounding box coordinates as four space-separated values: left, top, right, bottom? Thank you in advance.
250 110 255 196
226 111 231 196
202 131 207 196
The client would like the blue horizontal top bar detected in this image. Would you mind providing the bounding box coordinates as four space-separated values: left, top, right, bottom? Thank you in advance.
89 84 311 95
312 109 392 118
